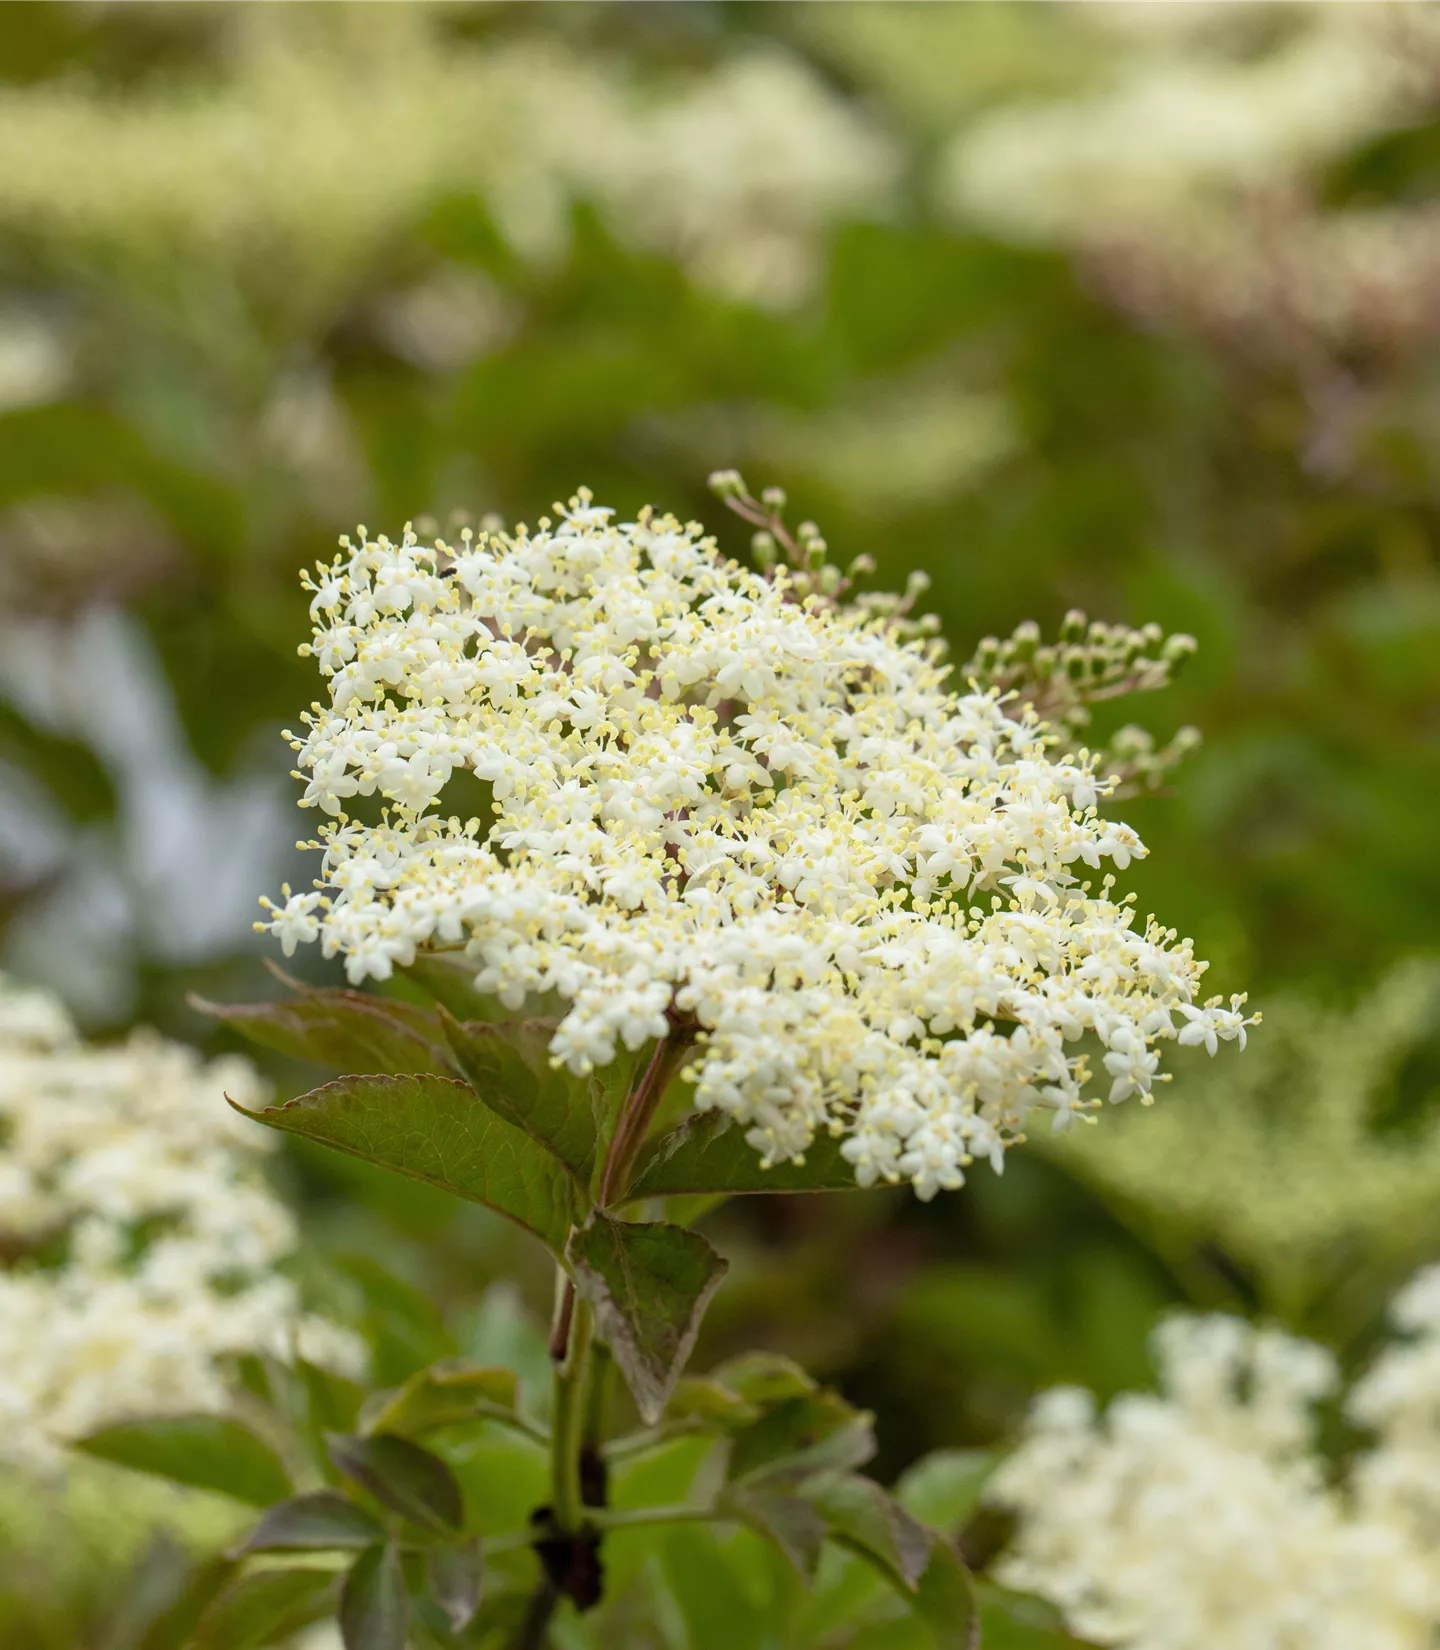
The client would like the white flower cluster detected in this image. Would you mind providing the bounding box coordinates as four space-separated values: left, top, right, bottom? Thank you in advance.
0 976 361 1471
944 4 1438 243
261 492 1250 1199
0 10 895 316
991 1269 1440 1650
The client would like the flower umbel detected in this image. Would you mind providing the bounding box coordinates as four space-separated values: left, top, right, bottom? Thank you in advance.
0 975 362 1470
262 488 1251 1198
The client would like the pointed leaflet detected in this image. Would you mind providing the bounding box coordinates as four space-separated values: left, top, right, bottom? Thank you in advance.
340 1543 408 1650
361 1360 521 1438
191 1568 337 1650
566 1216 729 1425
912 1541 981 1650
238 1492 384 1554
74 1415 292 1507
799 1472 933 1591
628 1111 860 1200
230 1074 575 1254
191 974 452 1074
723 1485 828 1582
438 1009 601 1185
727 1391 876 1485
426 1541 484 1634
327 1432 465 1534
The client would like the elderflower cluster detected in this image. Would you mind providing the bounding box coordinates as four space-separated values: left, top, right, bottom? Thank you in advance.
261 491 1250 1199
991 1267 1440 1650
0 976 361 1471
944 3 1439 244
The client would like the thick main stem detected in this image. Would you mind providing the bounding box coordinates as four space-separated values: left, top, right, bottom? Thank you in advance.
549 1290 592 1534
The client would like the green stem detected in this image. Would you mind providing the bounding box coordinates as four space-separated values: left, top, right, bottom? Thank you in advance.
550 1288 593 1534
582 1342 613 1456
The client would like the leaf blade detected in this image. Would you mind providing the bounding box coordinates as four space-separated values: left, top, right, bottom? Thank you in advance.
566 1216 729 1425
629 1112 860 1200
800 1471 933 1591
191 983 451 1074
327 1432 465 1534
438 1009 600 1185
237 1492 384 1555
191 1568 337 1650
74 1415 292 1508
230 1074 576 1254
340 1543 408 1650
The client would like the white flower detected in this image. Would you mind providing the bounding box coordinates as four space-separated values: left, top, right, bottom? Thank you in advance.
0 975 363 1471
991 1273 1440 1650
263 492 1251 1199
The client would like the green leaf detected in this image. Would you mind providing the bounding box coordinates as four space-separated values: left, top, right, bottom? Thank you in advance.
402 952 560 1024
340 1543 408 1650
727 1393 876 1485
800 1472 933 1591
566 1215 729 1425
92 1537 234 1650
724 1484 828 1582
629 1111 861 1200
912 1541 981 1650
361 1360 520 1437
229 1073 576 1254
666 1375 761 1429
191 976 451 1074
976 1581 1081 1648
327 1432 465 1534
710 1352 818 1407
74 1415 292 1507
191 1568 337 1650
438 1008 601 1185
238 1492 384 1554
297 1358 366 1445
426 1540 484 1633
896 1450 996 1536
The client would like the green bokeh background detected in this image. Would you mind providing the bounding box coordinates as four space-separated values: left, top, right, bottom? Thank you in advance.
2 3 1439 1642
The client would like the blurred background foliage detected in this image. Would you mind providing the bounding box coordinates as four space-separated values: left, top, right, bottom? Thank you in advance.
2 1 1440 1642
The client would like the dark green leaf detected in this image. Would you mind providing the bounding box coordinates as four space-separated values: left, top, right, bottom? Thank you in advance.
724 1485 827 1582
438 1008 601 1185
896 1450 996 1535
426 1540 484 1633
727 1393 875 1484
191 1568 337 1650
912 1541 981 1650
327 1432 465 1534
566 1215 729 1425
74 1415 292 1507
800 1472 933 1590
340 1543 408 1650
238 1492 384 1554
361 1360 520 1437
229 1074 576 1254
402 952 560 1024
629 1111 861 1200
191 976 451 1074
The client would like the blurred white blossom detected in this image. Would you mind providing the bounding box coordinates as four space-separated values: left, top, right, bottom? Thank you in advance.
0 975 362 1470
992 1266 1440 1649
261 491 1249 1199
